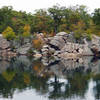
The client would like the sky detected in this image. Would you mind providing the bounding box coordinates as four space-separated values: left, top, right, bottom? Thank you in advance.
0 0 100 13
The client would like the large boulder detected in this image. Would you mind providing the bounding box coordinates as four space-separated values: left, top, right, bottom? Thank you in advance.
0 37 10 49
50 32 68 50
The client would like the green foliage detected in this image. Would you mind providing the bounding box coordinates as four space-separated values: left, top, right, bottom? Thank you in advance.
72 21 85 39
93 8 100 25
0 5 100 40
2 26 16 40
48 4 65 33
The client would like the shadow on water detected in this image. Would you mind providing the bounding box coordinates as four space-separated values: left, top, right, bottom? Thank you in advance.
0 56 100 99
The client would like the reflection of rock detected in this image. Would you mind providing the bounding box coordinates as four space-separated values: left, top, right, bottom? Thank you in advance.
0 61 10 73
40 56 100 78
12 56 32 69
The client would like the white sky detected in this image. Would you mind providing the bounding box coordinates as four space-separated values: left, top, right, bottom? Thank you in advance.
0 0 100 13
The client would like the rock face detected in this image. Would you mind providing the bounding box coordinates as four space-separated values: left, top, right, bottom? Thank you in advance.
41 32 100 58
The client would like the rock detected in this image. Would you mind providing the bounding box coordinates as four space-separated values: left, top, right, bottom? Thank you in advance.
58 52 78 59
0 34 2 37
50 36 66 50
82 45 93 55
0 61 10 73
43 45 49 48
16 44 31 55
24 38 30 44
41 32 100 58
0 37 10 49
54 51 61 56
41 48 48 52
49 47 56 52
78 48 83 54
56 32 67 36
34 53 42 58
49 32 68 50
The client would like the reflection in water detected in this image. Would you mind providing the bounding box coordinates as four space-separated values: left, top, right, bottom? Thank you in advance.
0 56 100 100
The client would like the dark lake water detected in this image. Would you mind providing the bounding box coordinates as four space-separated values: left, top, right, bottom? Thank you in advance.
0 56 100 100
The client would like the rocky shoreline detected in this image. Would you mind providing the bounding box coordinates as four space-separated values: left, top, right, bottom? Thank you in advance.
0 32 100 59
41 32 100 59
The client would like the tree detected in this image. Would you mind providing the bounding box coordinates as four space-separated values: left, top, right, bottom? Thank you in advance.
23 24 31 37
2 26 16 40
77 5 90 28
71 20 85 40
93 8 100 25
0 6 13 33
48 4 65 33
31 9 53 34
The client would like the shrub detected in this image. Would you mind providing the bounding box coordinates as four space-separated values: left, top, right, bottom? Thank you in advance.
23 32 30 37
32 38 43 51
23 24 31 37
2 26 16 40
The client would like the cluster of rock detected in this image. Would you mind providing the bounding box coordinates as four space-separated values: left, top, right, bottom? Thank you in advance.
0 36 16 59
41 32 100 59
10 37 33 55
0 35 33 59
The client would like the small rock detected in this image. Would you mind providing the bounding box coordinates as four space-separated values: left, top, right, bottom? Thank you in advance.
34 54 42 58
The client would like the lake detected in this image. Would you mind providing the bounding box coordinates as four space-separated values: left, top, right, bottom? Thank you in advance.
0 56 100 100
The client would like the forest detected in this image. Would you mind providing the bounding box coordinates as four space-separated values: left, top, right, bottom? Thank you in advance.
0 4 100 40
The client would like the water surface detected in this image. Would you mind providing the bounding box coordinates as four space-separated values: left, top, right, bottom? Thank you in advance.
0 56 100 100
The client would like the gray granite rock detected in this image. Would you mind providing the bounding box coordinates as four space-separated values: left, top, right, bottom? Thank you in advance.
0 37 10 49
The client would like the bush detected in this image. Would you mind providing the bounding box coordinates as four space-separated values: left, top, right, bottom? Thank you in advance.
32 38 43 51
23 24 31 37
2 26 16 40
23 32 30 37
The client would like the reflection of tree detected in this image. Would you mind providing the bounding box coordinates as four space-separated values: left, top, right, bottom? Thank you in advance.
66 72 91 98
30 75 49 94
0 57 95 100
47 71 91 100
93 74 100 99
2 69 16 82
0 66 49 98
23 72 30 85
48 75 65 99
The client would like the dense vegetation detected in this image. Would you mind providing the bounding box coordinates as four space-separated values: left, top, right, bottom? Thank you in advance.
0 5 100 40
